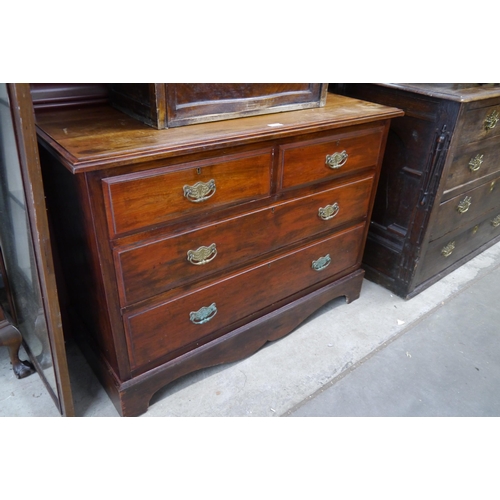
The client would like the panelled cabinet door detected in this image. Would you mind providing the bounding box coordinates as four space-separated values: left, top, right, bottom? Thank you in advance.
0 83 74 416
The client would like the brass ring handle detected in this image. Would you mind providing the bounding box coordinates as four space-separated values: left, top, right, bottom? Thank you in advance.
457 196 472 214
492 215 500 228
189 303 217 325
312 254 331 271
325 150 348 169
187 243 217 265
441 241 455 258
468 154 484 172
318 202 340 220
183 179 216 203
484 110 499 131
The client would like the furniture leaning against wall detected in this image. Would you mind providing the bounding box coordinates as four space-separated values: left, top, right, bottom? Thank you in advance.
33 84 402 416
332 83 500 299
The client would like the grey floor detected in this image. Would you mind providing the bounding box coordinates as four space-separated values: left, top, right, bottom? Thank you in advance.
287 264 500 417
2 241 500 417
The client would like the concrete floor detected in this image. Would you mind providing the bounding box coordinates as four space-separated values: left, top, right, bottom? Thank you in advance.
2 241 500 417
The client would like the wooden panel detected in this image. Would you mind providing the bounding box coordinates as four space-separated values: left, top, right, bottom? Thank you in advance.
30 83 109 110
109 84 167 129
115 175 375 305
430 174 500 241
457 103 500 147
102 148 273 237
279 126 383 190
124 223 366 372
166 84 327 128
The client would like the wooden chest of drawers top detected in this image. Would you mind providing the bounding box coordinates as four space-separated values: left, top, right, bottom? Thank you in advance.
35 93 402 173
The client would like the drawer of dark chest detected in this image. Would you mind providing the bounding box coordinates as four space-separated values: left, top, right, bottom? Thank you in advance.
443 137 500 195
115 175 375 306
102 148 273 237
123 223 366 373
430 174 500 241
279 125 384 191
456 103 500 147
419 212 500 285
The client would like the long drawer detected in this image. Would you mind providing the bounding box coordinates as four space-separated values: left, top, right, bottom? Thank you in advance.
456 103 500 147
430 174 500 241
443 137 500 195
419 212 500 285
102 148 273 237
124 223 366 372
115 175 374 306
279 125 383 190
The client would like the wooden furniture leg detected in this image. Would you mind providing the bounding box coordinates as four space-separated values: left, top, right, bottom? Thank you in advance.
0 321 35 379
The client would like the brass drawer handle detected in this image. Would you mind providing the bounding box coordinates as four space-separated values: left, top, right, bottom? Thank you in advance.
183 179 216 203
441 241 455 258
318 202 340 220
457 196 472 214
325 150 348 169
189 303 217 325
492 215 500 228
312 254 331 271
187 243 217 265
484 110 499 131
468 154 484 172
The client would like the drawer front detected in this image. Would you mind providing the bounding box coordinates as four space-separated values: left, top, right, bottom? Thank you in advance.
419 213 500 285
279 126 384 190
124 223 366 372
102 149 273 237
443 139 500 194
430 174 500 241
115 175 374 305
457 104 500 147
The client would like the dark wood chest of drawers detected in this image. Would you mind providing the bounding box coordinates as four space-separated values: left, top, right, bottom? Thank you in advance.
334 84 500 298
36 93 401 416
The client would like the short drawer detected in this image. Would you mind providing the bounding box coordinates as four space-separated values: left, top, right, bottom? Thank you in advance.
456 103 500 147
430 174 500 241
279 126 384 190
419 213 500 285
115 175 375 305
102 148 273 237
443 138 500 195
124 223 366 372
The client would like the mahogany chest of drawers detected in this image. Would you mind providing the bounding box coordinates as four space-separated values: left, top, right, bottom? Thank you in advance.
333 83 500 298
36 92 402 416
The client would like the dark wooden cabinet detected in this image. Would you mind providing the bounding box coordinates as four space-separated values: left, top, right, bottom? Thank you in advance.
35 92 401 416
333 84 500 298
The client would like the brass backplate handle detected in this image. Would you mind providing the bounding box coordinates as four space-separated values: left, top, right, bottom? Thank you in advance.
325 150 348 169
484 110 499 131
318 202 340 220
183 179 216 203
189 303 217 325
492 215 500 228
457 196 472 214
187 243 217 265
312 254 331 271
468 154 484 172
441 241 455 258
